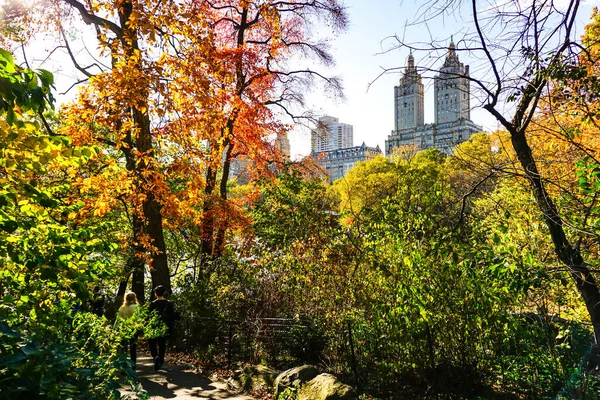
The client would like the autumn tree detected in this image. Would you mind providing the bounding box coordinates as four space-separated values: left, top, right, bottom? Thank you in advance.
186 0 348 260
5 0 347 299
397 1 600 344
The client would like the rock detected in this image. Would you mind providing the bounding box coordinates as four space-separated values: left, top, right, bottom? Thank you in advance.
227 365 279 394
297 373 357 400
274 365 319 396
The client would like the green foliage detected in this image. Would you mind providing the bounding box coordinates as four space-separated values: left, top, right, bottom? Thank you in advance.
0 49 129 399
332 155 398 224
0 303 133 400
333 149 449 235
574 156 600 239
252 163 338 250
278 386 298 400
0 49 116 303
116 304 168 340
558 366 600 400
0 48 54 125
492 319 594 399
239 143 596 398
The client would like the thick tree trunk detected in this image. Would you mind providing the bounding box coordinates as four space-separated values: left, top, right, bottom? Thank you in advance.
117 278 128 299
130 210 148 303
511 129 600 344
144 196 170 294
116 6 171 295
117 274 129 300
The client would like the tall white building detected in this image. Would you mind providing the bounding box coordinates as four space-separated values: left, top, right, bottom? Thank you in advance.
386 39 482 155
311 116 354 152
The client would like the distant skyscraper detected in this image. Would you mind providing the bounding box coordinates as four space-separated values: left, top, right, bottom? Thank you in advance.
395 51 425 131
386 39 482 155
275 132 291 159
309 116 380 182
434 39 471 124
311 116 354 153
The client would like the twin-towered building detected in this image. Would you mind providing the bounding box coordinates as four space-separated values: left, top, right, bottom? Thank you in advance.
386 39 482 155
310 39 482 182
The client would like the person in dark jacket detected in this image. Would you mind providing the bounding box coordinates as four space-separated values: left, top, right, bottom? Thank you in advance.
148 285 179 371
90 286 105 317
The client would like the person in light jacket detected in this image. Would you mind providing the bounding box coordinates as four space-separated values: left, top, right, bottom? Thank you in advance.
118 292 139 365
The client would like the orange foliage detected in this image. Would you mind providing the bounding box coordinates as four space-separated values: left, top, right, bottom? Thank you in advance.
12 0 347 266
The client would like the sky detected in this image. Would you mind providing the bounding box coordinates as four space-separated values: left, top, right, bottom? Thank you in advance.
9 0 600 159
287 0 600 158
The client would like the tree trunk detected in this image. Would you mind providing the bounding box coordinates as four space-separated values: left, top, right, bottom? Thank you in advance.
201 164 217 260
510 129 600 343
131 263 145 304
116 274 129 299
145 196 170 294
214 141 235 257
115 4 171 295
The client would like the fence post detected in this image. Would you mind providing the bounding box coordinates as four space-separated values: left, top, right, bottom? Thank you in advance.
228 324 233 369
425 323 435 371
347 321 359 391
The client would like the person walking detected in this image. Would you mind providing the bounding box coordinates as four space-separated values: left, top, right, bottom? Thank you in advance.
148 285 179 371
117 292 140 366
90 286 105 317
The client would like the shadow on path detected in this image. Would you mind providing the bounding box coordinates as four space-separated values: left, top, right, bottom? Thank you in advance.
121 356 255 400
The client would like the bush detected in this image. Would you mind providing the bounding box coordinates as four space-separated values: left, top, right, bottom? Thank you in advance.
0 305 130 400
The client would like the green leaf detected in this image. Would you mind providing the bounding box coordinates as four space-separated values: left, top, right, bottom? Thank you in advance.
37 69 54 87
0 351 27 367
1 220 18 233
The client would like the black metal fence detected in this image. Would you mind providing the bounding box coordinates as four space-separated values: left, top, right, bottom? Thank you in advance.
172 316 390 396
174 316 332 369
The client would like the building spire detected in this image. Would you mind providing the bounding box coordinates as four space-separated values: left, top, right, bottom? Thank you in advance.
407 49 414 68
444 35 458 66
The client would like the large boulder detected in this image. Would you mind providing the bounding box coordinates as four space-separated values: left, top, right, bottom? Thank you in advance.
297 373 357 400
227 365 279 394
274 365 319 396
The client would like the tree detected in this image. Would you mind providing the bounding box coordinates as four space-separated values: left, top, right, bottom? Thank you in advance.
333 148 450 237
332 155 398 226
399 0 600 345
182 0 348 260
6 0 348 299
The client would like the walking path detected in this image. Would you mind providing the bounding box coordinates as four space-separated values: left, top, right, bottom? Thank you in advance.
120 356 256 400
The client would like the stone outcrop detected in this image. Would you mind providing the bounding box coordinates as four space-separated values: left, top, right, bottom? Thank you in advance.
227 365 279 394
273 365 319 396
297 373 357 400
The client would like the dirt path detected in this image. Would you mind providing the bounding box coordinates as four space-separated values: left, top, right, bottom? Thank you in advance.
120 356 256 400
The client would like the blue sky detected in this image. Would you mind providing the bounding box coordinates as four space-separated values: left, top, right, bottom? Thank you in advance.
288 0 600 157
13 0 600 158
